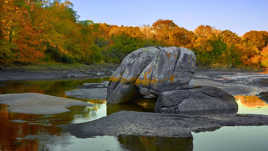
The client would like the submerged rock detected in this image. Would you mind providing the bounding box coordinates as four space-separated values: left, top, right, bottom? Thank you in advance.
107 46 196 104
155 86 238 114
0 93 90 114
66 88 107 100
66 111 268 138
82 81 109 88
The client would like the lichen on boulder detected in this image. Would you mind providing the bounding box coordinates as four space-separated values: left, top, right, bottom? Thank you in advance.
107 46 196 103
107 46 238 114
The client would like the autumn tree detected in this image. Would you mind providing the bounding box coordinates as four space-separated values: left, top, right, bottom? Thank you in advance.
151 19 178 44
261 45 268 67
243 31 268 50
0 0 46 64
0 1 267 69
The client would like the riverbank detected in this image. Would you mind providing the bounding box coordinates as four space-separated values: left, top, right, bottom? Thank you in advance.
0 63 117 81
0 63 266 81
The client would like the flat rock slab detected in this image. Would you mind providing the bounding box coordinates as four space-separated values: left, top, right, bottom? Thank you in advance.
66 111 268 138
190 79 258 95
251 78 268 87
0 93 90 114
82 82 109 88
65 88 107 100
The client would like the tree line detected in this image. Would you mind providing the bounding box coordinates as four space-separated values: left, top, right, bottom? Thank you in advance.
1 0 268 68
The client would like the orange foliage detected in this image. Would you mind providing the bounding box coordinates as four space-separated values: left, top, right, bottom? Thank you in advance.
243 31 268 50
0 2 268 68
260 45 268 67
219 30 241 46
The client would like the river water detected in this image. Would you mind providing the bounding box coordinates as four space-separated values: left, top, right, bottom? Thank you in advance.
0 75 268 151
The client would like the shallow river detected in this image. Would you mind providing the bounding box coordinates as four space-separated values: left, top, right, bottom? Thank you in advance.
0 77 268 151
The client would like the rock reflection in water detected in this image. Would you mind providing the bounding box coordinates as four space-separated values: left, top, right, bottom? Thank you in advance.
118 135 193 151
107 99 155 115
0 78 107 97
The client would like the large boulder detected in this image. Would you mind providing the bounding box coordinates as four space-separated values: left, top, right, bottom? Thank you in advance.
107 46 238 115
136 47 196 94
107 47 196 104
155 86 238 114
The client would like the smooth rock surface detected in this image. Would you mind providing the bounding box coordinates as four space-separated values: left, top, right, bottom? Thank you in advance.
66 88 107 100
136 47 196 93
107 83 141 104
66 111 268 138
155 86 238 114
190 79 256 95
0 93 90 114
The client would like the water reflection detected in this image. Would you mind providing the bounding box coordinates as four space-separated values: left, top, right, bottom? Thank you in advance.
0 103 96 151
0 78 107 97
235 95 268 114
1 79 268 151
235 96 268 108
0 104 58 151
193 126 268 151
118 135 193 151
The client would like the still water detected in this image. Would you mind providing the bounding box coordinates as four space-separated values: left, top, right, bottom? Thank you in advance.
0 79 268 151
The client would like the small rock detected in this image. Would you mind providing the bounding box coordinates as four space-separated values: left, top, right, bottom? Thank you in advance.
66 88 107 100
82 81 109 88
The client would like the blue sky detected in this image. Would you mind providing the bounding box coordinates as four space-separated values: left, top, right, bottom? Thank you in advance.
69 0 268 35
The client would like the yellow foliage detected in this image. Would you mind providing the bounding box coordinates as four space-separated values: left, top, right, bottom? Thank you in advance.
249 55 261 65
261 45 268 57
261 58 268 68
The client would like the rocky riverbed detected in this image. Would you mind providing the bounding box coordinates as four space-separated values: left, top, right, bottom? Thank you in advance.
0 70 268 151
0 64 117 81
64 47 268 140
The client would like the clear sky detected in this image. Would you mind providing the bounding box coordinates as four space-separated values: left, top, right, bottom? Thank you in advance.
69 0 268 35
